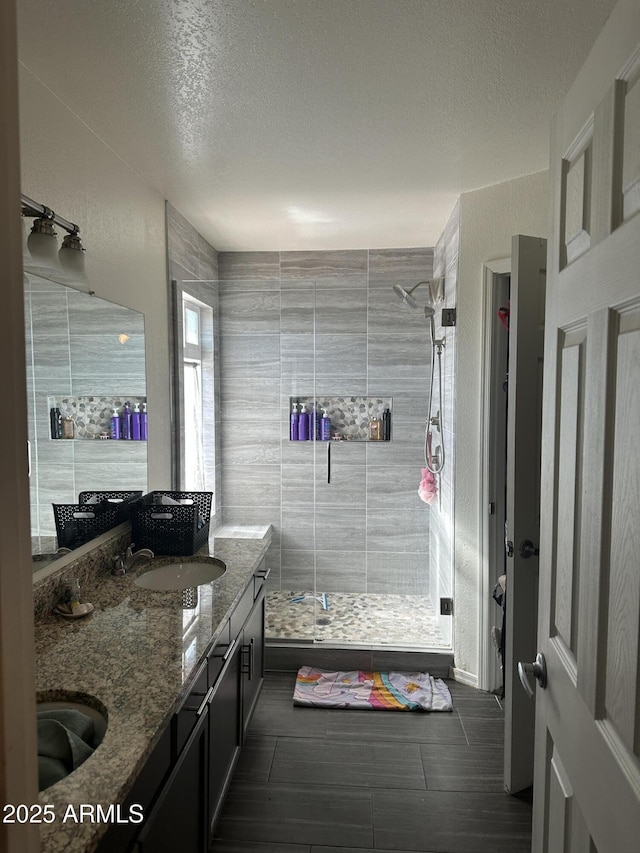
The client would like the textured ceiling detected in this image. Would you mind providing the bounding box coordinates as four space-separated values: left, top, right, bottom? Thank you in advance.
17 0 616 250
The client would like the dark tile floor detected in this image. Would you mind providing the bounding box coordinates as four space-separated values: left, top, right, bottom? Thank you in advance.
211 671 532 853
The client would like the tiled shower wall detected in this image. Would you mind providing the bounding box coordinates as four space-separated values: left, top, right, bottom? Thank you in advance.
430 201 460 646
217 249 440 599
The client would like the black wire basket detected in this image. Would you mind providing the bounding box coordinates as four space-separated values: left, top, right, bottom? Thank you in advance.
53 491 143 549
130 491 213 556
78 491 144 522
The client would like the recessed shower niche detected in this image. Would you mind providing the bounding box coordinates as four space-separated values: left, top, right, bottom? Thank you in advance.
289 395 392 442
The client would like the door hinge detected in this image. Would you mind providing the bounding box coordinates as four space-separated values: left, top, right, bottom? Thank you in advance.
440 597 454 616
488 501 495 515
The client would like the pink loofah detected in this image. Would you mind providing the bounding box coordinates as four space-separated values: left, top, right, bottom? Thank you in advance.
419 467 438 505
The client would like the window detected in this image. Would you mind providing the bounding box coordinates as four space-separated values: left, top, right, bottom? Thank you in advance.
174 289 215 499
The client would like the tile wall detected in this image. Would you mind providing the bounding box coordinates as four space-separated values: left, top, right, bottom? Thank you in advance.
163 211 457 640
217 248 442 602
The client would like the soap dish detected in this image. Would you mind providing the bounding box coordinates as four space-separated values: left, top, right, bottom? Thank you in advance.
54 602 94 619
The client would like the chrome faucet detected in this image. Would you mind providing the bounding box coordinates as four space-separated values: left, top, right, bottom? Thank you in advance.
112 544 154 576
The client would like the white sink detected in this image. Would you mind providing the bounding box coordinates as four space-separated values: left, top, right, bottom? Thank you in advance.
134 557 226 591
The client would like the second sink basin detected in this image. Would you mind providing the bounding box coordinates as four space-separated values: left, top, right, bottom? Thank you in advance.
134 557 226 591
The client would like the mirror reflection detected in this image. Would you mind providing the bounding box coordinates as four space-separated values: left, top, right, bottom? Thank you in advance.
24 272 147 569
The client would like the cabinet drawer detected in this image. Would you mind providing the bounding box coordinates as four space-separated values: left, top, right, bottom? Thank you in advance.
229 561 270 638
253 561 270 598
173 660 208 757
207 620 233 686
229 583 254 639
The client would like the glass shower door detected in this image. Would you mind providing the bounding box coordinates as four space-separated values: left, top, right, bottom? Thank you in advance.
307 277 368 645
279 278 318 642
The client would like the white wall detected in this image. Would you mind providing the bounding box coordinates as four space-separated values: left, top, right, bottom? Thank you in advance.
18 65 172 488
453 170 549 680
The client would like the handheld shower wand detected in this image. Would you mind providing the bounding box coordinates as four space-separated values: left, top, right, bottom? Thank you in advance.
392 279 447 475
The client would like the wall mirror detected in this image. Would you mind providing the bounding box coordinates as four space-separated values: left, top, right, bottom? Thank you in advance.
25 271 147 571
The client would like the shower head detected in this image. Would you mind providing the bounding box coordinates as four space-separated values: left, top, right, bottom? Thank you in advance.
392 283 419 309
392 277 445 310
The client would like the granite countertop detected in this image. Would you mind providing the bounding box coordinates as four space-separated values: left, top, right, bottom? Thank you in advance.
34 526 272 853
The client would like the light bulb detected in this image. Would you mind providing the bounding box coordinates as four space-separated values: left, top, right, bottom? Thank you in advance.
27 217 63 273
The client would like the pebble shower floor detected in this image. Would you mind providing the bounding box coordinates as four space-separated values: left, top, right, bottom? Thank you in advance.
265 591 448 648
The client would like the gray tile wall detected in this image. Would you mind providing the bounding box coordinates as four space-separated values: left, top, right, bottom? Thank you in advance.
218 248 442 601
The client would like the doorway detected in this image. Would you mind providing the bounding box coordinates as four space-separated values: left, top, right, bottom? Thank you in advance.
480 257 511 694
480 237 547 796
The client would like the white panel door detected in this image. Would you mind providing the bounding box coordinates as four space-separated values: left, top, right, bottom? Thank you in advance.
532 3 640 850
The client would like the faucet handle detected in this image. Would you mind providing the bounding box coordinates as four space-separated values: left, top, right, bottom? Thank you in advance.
112 554 126 576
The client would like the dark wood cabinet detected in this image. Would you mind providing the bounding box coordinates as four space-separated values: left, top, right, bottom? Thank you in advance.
135 706 208 853
207 561 268 832
207 635 242 833
241 584 266 738
99 561 269 853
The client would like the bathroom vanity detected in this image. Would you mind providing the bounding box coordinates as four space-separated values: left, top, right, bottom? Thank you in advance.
33 525 271 853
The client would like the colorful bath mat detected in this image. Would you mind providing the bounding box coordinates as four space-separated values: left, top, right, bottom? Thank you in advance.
293 667 453 712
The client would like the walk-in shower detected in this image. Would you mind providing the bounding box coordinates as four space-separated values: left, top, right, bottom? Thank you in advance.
214 250 454 655
393 277 447 475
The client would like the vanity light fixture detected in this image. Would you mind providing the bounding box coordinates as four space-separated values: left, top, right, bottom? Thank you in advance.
27 210 63 273
58 230 87 281
21 193 90 290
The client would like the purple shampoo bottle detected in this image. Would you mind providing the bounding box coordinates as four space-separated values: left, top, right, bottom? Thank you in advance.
290 402 299 441
298 406 309 441
131 403 141 440
121 401 131 439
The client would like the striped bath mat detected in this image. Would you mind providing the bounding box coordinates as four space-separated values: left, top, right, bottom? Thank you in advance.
293 666 453 711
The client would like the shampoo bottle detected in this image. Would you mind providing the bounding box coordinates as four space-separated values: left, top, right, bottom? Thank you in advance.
140 402 148 440
290 402 299 441
382 408 391 441
110 411 121 440
121 401 131 440
298 405 309 441
131 403 141 440
61 416 75 439
309 402 316 441
50 407 62 439
321 409 331 441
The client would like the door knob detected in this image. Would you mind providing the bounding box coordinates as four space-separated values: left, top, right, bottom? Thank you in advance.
517 652 547 700
519 539 539 559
